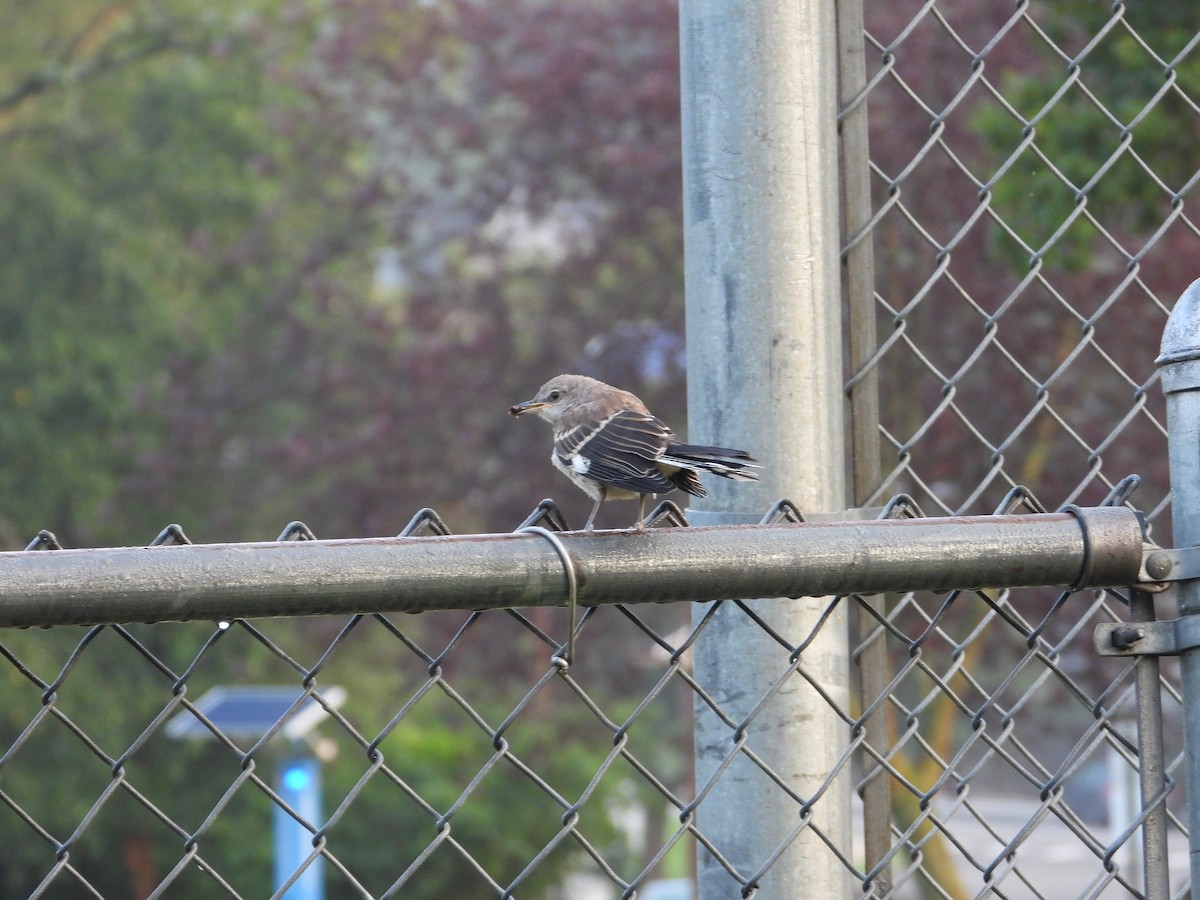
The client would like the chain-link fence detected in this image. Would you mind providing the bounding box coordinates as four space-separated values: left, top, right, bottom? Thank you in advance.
1 0 1198 898
0 494 1169 900
838 0 1197 895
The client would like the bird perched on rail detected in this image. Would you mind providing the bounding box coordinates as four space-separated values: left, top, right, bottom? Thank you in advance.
509 374 760 530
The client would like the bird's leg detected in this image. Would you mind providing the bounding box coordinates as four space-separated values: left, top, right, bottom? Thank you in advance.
632 494 648 531
584 487 605 531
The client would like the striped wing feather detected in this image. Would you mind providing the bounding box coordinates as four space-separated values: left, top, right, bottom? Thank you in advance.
556 409 678 495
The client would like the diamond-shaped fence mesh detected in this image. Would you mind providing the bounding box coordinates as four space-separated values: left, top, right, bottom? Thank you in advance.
0 496 1180 899
837 0 1195 896
845 0 1194 521
1 1 1198 898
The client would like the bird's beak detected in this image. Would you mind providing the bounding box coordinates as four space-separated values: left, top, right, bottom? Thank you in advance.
509 399 546 417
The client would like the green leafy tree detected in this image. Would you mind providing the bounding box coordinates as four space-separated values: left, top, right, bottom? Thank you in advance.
973 0 1199 271
0 1 288 546
124 0 687 539
0 1 689 896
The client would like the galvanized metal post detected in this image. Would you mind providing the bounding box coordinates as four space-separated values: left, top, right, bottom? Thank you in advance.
679 0 851 896
1128 589 1169 897
836 0 894 890
1156 276 1200 891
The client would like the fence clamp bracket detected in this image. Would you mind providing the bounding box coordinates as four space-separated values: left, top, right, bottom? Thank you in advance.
1100 544 1200 656
1095 615 1200 657
1135 544 1200 592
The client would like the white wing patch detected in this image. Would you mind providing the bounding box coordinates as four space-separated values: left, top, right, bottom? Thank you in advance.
568 455 591 475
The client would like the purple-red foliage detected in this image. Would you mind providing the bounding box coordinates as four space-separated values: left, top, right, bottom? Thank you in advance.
129 0 1190 542
132 0 686 538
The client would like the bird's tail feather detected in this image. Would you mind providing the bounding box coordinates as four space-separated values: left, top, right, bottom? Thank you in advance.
662 444 760 482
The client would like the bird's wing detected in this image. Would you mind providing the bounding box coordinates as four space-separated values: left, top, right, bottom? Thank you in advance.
556 409 677 494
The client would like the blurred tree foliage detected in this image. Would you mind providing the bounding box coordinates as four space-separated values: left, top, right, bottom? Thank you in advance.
0 0 686 547
973 0 1199 271
0 0 311 546
0 0 687 895
124 0 688 540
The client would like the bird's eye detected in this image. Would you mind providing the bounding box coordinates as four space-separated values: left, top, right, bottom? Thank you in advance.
548 390 562 401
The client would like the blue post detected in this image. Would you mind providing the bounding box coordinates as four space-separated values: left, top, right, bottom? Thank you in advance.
273 755 324 899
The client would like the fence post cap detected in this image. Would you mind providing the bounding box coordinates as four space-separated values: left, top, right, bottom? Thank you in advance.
1157 278 1200 368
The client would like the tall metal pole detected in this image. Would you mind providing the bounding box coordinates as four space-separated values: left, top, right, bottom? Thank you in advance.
1156 276 1200 891
679 0 851 896
835 0 894 890
1127 589 1169 897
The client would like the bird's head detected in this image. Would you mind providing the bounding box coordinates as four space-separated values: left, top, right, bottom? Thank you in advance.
509 374 601 425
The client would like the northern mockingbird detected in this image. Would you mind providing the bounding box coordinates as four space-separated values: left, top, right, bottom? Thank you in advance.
510 374 760 530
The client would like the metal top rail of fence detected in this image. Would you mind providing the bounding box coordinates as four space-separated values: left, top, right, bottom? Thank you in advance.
0 503 1145 628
